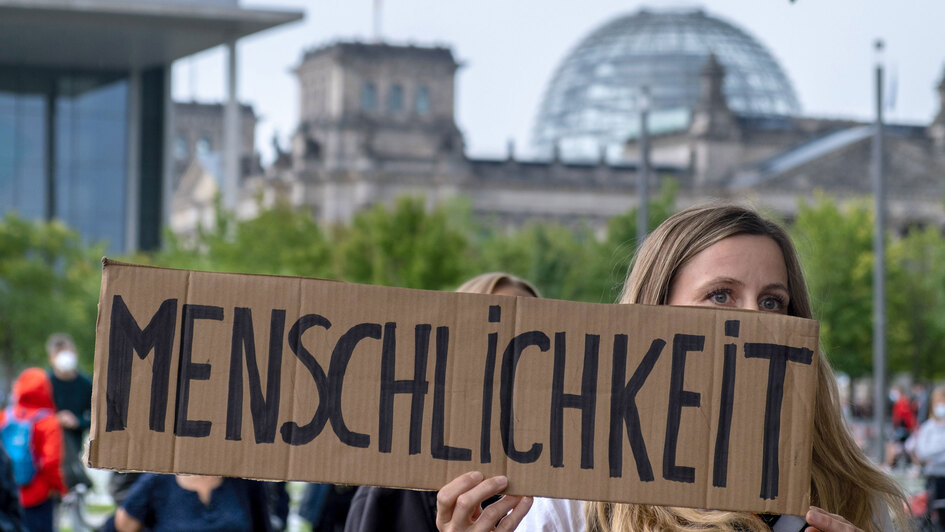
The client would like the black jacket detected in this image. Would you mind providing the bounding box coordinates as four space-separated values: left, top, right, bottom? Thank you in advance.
343 486 437 532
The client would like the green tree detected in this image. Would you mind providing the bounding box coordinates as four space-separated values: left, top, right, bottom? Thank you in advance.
887 226 945 378
154 200 331 279
475 222 598 301
333 196 472 290
0 213 102 379
474 180 678 303
790 194 874 377
593 180 679 302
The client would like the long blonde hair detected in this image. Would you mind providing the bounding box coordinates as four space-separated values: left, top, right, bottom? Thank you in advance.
587 204 909 532
456 272 540 297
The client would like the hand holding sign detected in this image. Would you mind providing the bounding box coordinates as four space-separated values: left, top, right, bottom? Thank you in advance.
435 472 532 532
804 507 863 532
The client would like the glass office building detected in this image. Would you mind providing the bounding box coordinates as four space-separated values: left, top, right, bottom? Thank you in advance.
0 0 301 252
2 69 140 251
531 8 800 160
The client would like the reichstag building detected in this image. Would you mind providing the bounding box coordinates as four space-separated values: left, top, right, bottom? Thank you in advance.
172 7 945 237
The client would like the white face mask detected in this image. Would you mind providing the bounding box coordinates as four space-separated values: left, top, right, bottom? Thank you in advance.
934 404 945 420
53 350 78 373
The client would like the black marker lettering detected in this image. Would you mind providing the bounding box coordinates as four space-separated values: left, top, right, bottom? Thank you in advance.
174 304 223 438
379 323 429 454
744 342 814 500
713 320 739 487
500 331 549 464
663 333 705 483
432 327 472 461
550 333 598 469
327 323 382 448
609 335 664 480
480 331 499 463
106 296 178 432
282 314 331 445
225 308 285 444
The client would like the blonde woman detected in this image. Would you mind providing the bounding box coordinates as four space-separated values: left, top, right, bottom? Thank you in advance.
436 205 909 532
455 272 540 299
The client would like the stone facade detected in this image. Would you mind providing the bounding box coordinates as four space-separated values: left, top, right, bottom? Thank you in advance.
630 57 945 230
172 101 260 187
171 41 945 239
253 42 682 232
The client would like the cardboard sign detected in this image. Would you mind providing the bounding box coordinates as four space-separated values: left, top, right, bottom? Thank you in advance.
88 260 820 515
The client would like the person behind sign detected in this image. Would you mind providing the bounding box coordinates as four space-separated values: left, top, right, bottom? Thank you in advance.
45 333 93 489
113 473 271 532
343 272 540 532
0 368 67 532
435 204 910 532
912 386 945 527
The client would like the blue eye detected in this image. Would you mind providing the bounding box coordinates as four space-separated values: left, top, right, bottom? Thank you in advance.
709 291 730 304
760 296 784 311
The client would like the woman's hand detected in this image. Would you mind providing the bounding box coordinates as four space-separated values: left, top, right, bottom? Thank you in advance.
804 506 862 532
436 471 533 532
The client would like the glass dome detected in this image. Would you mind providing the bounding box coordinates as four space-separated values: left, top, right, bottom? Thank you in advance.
530 8 800 160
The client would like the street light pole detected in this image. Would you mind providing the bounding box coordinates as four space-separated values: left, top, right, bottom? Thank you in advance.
871 39 887 464
637 86 651 247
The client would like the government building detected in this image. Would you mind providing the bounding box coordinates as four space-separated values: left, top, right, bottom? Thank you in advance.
171 8 945 237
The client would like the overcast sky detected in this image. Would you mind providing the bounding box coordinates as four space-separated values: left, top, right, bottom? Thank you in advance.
173 0 945 163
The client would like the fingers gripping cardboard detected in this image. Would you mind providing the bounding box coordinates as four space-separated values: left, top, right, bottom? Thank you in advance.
88 260 819 515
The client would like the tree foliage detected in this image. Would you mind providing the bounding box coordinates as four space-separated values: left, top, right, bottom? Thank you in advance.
790 194 875 377
10 183 945 387
334 197 471 290
156 199 331 279
791 193 945 379
0 213 102 376
887 226 945 378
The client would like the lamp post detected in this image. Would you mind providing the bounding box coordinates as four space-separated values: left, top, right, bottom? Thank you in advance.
871 39 887 464
637 86 651 248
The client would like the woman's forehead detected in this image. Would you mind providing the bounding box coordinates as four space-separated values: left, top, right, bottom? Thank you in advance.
671 234 789 289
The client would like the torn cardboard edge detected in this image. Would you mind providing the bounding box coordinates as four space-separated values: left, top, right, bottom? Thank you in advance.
89 259 819 515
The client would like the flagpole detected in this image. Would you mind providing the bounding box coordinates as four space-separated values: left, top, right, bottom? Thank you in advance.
373 0 383 42
637 86 651 247
871 39 887 464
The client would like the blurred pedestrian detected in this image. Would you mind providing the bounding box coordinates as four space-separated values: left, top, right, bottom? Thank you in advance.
44 333 92 489
266 481 289 532
113 474 270 532
299 484 356 532
343 273 539 532
915 382 931 425
0 368 66 532
0 446 26 532
892 385 918 442
914 386 945 528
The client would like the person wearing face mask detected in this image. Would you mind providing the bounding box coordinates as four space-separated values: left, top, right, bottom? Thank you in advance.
45 333 92 489
914 386 945 528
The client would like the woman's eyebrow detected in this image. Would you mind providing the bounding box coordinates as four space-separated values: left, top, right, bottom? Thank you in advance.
697 277 743 290
762 283 790 293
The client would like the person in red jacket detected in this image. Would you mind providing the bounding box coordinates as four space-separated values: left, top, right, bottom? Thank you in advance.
892 385 918 438
0 368 67 532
